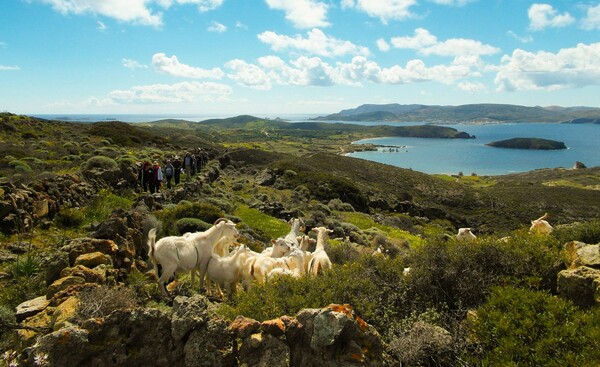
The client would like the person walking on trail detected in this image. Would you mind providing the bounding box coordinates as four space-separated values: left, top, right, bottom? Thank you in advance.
172 155 182 185
149 161 163 194
139 161 152 192
183 152 193 179
164 160 174 189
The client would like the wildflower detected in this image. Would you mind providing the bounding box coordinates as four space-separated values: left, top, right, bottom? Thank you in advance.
33 352 48 366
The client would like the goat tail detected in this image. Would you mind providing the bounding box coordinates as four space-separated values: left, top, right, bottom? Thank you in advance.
147 228 159 277
308 258 316 276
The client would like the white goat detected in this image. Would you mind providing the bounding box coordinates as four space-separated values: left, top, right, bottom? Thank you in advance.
283 217 305 248
456 228 477 242
261 237 293 258
308 227 333 275
266 249 306 279
147 218 239 296
530 213 554 235
206 245 252 298
298 235 315 273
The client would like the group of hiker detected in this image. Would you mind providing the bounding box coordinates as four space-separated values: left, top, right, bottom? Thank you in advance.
137 148 210 194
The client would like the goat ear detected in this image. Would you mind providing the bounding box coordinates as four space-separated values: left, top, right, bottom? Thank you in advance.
271 239 276 244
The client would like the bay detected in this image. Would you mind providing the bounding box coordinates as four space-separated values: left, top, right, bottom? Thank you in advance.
347 123 600 176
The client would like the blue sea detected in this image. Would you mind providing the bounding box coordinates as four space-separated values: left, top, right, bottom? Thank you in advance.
32 114 600 176
347 122 600 176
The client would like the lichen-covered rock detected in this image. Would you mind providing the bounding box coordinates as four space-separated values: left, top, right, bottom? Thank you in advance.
571 244 600 269
557 266 600 307
47 275 86 299
171 295 210 342
62 238 118 265
17 309 53 345
184 317 236 367
15 296 49 323
52 296 79 331
74 252 112 268
228 315 260 339
26 326 92 366
60 264 107 285
238 332 289 367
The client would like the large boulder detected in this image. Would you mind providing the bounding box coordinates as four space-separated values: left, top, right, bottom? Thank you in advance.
557 266 600 307
15 296 49 322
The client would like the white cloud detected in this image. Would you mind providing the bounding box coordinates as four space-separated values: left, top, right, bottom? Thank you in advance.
582 4 600 31
265 0 330 28
341 0 417 24
157 0 224 12
528 3 574 31
107 81 232 104
97 20 107 30
207 21 227 33
258 29 371 58
389 28 499 57
495 43 600 91
225 54 480 89
457 81 486 93
376 38 390 52
152 53 224 79
430 0 475 6
507 31 533 44
122 58 147 69
225 59 272 90
37 0 163 26
391 28 437 49
235 21 247 29
0 65 20 71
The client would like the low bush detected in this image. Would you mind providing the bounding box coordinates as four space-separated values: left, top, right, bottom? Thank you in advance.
175 218 212 234
76 286 139 321
156 202 225 236
55 207 85 228
84 190 133 224
468 286 600 366
554 219 600 244
83 156 118 171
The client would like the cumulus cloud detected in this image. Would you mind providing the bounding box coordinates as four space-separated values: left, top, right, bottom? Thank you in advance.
152 53 224 79
495 43 600 91
36 0 163 26
528 3 574 31
107 81 232 104
207 21 227 33
258 29 371 58
122 58 147 69
582 4 600 31
389 28 500 57
265 0 329 28
157 0 223 12
225 54 480 89
341 0 417 24
0 65 20 71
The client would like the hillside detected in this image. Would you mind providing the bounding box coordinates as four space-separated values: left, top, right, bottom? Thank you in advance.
2 113 600 366
313 103 600 123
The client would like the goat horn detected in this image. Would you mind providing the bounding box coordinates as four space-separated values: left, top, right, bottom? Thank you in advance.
214 218 228 225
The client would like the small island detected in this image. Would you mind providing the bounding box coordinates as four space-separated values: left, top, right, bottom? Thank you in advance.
486 138 567 150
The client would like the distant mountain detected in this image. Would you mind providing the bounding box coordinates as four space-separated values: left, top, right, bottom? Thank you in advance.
313 103 600 123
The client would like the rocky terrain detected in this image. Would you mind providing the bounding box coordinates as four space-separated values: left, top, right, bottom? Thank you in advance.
1 112 600 366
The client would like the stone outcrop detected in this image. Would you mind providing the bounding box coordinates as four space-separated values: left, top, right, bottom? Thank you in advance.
21 297 383 367
558 241 600 307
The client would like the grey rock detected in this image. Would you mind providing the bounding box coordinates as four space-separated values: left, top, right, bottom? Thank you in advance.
557 266 600 307
15 296 49 323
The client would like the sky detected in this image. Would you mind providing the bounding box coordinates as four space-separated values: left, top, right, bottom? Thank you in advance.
1 0 600 116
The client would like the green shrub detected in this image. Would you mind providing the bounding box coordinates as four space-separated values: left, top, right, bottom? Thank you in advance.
8 160 31 172
468 286 600 366
83 156 118 171
221 255 408 335
554 220 600 244
175 218 212 234
327 238 362 264
84 190 133 223
404 233 562 312
0 256 46 308
55 207 85 228
156 202 225 236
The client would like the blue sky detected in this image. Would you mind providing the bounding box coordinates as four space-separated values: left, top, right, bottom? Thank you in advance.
1 0 599 116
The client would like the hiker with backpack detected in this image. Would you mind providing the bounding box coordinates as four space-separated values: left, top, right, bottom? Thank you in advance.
164 160 175 189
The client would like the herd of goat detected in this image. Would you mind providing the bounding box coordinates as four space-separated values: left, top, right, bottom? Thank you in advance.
146 213 554 298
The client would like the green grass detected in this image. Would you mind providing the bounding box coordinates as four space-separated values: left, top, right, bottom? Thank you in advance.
84 189 134 224
234 204 290 239
335 211 425 248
